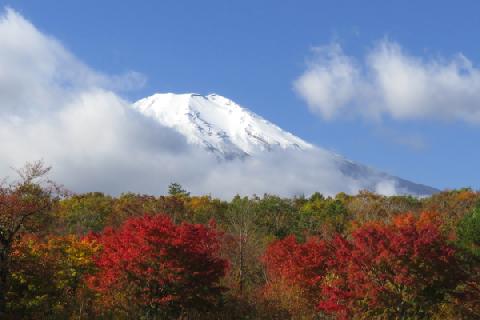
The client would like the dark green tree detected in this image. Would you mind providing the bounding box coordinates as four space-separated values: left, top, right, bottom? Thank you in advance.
168 182 190 197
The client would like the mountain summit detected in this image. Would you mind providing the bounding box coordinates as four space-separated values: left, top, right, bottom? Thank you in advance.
133 93 312 159
133 92 438 196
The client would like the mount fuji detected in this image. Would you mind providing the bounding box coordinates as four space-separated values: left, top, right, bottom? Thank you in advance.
133 93 438 196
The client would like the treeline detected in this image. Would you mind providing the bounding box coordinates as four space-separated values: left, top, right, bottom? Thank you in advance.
0 163 479 319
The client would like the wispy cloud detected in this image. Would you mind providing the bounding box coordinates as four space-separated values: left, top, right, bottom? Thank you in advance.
294 39 480 123
372 126 427 152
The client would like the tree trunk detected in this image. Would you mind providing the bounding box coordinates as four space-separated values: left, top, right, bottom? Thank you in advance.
239 233 244 296
0 250 8 316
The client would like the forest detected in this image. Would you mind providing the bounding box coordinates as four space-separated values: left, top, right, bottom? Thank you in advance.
0 162 479 319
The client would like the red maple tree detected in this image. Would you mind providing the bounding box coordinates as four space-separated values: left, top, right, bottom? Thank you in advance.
87 214 229 318
263 212 468 319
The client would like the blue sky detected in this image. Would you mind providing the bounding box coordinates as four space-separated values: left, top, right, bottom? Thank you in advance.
2 0 480 190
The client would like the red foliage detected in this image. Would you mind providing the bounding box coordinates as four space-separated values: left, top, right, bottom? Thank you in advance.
263 213 467 319
87 214 229 316
263 236 332 296
262 236 334 316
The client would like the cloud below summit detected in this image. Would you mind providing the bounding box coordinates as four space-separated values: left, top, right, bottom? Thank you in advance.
0 7 195 193
295 40 480 123
0 8 416 198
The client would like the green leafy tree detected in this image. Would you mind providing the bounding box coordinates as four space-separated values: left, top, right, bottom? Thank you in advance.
57 192 113 234
299 193 349 237
457 206 480 256
253 194 298 239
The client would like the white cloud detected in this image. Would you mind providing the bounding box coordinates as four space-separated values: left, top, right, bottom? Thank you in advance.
374 180 397 197
293 43 361 120
294 39 480 123
0 8 405 198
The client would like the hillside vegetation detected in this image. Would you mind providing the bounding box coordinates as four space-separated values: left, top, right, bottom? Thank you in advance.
0 164 479 319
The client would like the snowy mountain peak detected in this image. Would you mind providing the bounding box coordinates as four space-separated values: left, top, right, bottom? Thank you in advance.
132 92 438 196
133 92 313 158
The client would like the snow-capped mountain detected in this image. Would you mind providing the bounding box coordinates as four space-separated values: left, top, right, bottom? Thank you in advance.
133 93 438 196
133 93 312 159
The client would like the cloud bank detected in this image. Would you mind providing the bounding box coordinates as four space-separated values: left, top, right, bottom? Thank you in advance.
0 8 402 198
295 40 480 123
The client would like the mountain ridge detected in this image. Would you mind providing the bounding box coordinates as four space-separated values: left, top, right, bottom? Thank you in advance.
132 92 439 196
